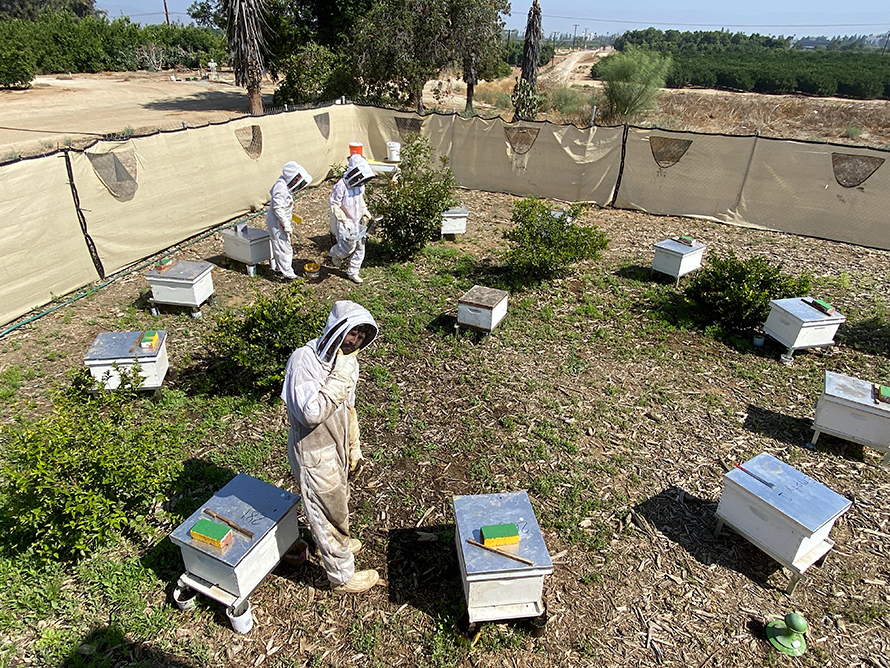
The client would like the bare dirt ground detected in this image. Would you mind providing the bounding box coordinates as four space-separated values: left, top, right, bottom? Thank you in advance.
3 61 890 668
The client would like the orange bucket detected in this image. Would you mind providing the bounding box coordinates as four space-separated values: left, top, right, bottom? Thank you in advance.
348 142 363 156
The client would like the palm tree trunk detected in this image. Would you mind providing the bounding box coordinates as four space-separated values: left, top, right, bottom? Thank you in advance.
248 84 263 115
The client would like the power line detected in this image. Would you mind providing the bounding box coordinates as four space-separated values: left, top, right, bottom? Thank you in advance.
541 13 890 31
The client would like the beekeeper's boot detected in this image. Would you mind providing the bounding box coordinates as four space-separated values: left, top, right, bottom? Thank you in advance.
332 569 379 595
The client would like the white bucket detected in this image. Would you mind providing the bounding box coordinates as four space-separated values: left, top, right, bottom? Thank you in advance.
386 141 401 162
227 601 253 634
173 586 197 611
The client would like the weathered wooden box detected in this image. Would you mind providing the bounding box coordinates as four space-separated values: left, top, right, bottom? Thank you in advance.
441 204 469 235
83 330 169 390
457 285 508 333
170 474 301 607
812 371 890 466
146 260 214 309
762 297 845 352
652 238 706 281
220 226 272 271
715 453 850 593
453 492 553 623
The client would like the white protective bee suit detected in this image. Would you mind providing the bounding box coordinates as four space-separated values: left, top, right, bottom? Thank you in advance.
281 301 378 586
329 155 373 280
266 161 311 280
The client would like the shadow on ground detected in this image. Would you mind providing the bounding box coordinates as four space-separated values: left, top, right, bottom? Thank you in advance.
636 486 787 589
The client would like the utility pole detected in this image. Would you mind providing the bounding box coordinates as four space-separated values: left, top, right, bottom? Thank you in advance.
882 29 889 55
163 0 170 25
572 24 578 51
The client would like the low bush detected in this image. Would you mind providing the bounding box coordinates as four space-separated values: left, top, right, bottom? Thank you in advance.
370 134 458 261
683 250 812 334
200 282 328 396
503 198 609 281
0 367 185 561
0 47 35 88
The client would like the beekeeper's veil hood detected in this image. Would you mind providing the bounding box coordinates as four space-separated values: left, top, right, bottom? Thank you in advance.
315 300 378 364
343 154 375 188
280 161 312 194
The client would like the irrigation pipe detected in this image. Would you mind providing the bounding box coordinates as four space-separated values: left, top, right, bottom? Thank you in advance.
0 208 269 341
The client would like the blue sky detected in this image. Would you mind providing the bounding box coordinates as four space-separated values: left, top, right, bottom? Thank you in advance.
96 1 890 39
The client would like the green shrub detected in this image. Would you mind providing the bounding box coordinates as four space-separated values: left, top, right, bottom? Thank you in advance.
0 46 35 88
503 198 609 281
0 367 185 561
370 134 458 261
200 283 328 396
595 46 672 124
683 250 812 334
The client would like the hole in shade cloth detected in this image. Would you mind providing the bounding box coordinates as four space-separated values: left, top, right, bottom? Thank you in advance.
395 116 423 140
504 126 540 155
831 153 884 188
649 136 693 168
235 125 263 160
86 144 138 201
313 112 330 140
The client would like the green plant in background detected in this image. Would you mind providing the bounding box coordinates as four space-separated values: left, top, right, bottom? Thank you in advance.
683 250 812 335
0 45 36 88
200 282 328 396
0 367 186 561
370 134 458 261
503 198 609 282
594 45 671 124
845 126 862 139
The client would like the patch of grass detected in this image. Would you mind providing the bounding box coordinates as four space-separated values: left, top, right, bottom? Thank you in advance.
845 126 861 139
348 618 382 655
0 365 34 403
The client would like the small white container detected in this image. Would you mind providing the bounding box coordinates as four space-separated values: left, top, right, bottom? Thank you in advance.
441 204 469 236
651 238 706 283
457 285 508 333
386 141 401 161
226 601 253 634
812 371 890 466
173 585 197 611
762 297 845 354
83 330 169 390
220 227 272 274
146 260 214 313
714 453 851 594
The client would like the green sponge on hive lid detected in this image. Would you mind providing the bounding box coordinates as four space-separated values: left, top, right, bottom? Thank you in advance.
481 523 519 547
875 383 890 405
190 518 233 549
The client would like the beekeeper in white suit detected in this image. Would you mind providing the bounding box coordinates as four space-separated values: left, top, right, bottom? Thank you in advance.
266 161 311 282
329 155 375 283
282 300 379 594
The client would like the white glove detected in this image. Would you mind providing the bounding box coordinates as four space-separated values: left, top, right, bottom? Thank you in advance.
331 205 348 223
348 407 364 472
319 350 357 406
332 349 359 381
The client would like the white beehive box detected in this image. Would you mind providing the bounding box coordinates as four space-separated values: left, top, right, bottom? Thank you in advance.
762 297 845 352
457 285 508 333
83 330 169 390
146 260 214 310
441 204 469 235
812 371 890 466
453 492 553 623
220 226 272 274
170 474 301 607
652 237 706 282
715 453 851 594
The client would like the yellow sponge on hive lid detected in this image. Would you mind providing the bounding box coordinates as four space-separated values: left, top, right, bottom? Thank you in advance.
481 523 519 547
190 518 233 549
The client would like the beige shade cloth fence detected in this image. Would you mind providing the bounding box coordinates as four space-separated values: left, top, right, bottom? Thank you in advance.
0 154 100 326
3 103 890 329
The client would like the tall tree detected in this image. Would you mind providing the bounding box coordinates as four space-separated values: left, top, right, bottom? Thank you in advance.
0 0 98 20
353 0 452 113
450 0 510 115
223 0 268 114
511 0 541 121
